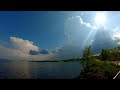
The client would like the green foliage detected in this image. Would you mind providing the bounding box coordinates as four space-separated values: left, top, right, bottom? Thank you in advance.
78 45 120 79
101 49 110 61
78 59 120 79
81 46 94 70
62 58 81 62
99 45 120 62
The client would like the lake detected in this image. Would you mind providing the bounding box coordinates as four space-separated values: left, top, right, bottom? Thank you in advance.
0 61 81 79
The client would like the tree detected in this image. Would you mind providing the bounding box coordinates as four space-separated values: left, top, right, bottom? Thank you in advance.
101 49 110 61
82 46 94 70
101 49 106 60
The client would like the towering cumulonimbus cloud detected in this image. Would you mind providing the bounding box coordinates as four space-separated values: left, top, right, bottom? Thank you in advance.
10 37 39 53
52 15 120 60
51 16 97 60
0 36 54 61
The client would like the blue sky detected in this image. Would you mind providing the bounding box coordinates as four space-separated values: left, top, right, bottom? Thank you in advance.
0 11 69 49
0 11 120 60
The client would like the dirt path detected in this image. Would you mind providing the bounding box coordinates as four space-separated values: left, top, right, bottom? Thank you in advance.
110 61 120 65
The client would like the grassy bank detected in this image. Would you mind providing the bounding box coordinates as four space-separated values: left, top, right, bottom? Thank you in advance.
76 59 120 79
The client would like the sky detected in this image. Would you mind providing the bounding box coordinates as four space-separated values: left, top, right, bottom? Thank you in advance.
0 11 120 61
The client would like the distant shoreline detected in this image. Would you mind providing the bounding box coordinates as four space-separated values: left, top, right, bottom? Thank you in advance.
29 59 82 62
29 60 60 62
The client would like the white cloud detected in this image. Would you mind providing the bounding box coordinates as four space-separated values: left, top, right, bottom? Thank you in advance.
0 42 54 60
0 44 30 60
82 13 83 15
76 16 97 29
114 26 119 32
10 37 39 53
112 33 120 40
117 42 120 45
0 42 54 61
0 37 55 61
56 15 119 59
53 15 98 60
64 15 97 45
112 32 120 46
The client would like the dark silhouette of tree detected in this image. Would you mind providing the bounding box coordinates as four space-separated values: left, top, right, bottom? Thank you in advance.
82 46 94 70
99 45 120 66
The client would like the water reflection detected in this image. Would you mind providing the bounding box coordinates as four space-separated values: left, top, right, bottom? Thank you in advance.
0 61 81 79
8 61 30 79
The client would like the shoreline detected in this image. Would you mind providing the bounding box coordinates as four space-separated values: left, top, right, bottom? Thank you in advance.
74 60 120 79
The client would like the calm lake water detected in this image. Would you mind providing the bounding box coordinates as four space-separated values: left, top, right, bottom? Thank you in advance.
0 61 81 79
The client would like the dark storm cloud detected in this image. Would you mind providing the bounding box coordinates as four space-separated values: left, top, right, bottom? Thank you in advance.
39 49 49 54
51 51 56 53
52 16 97 60
29 49 50 55
51 50 57 53
91 26 117 53
55 45 83 59
53 15 119 60
29 50 39 55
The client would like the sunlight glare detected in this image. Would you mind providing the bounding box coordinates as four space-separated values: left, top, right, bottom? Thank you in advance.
95 12 106 25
